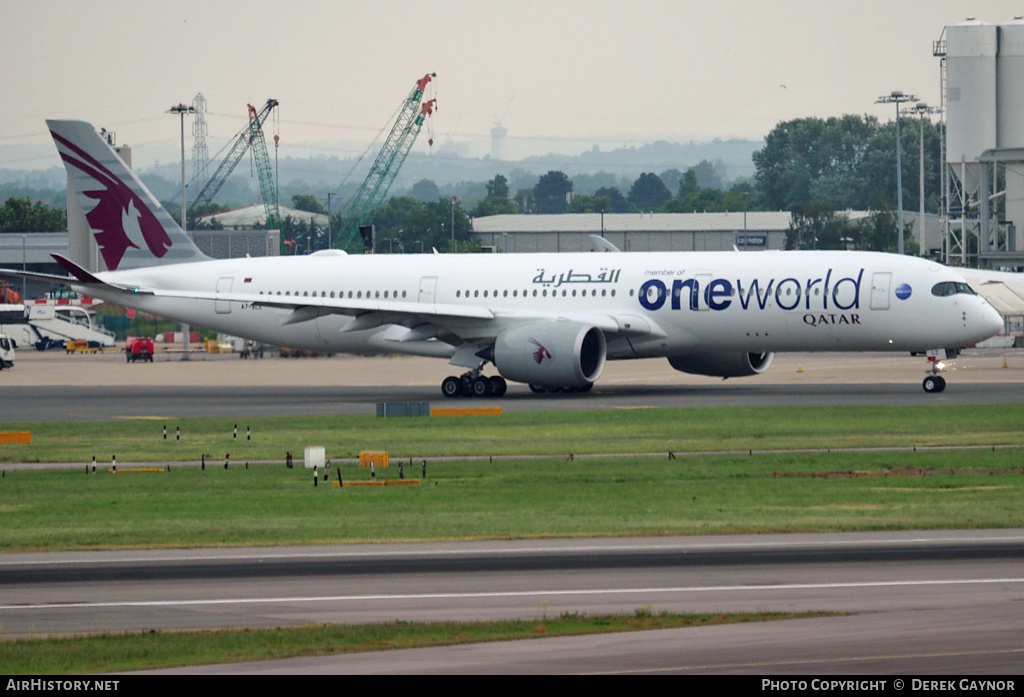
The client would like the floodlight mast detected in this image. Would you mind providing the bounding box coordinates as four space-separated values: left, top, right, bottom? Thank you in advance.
902 101 943 256
876 90 919 254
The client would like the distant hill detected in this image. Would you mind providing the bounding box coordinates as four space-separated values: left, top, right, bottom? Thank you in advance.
0 137 763 209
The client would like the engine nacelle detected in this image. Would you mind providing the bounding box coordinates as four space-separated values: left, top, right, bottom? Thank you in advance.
668 351 774 378
494 322 606 388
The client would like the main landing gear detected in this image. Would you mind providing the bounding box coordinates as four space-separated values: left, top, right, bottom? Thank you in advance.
922 374 946 393
441 370 507 398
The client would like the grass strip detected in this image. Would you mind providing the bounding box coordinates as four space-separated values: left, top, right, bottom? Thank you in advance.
0 610 834 674
3 449 1023 551
2 404 1024 464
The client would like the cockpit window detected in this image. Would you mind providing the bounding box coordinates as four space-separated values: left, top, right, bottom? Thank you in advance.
931 281 976 297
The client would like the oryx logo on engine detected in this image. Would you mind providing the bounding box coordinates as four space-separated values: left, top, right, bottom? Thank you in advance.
529 338 552 365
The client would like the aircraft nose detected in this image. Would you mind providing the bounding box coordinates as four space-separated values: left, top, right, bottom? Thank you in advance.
982 303 1004 337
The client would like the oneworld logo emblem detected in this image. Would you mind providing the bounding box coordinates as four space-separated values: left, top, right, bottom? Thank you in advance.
637 269 865 313
895 283 912 300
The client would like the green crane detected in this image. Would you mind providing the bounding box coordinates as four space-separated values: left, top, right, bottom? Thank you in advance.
187 99 279 225
335 73 436 252
246 102 279 230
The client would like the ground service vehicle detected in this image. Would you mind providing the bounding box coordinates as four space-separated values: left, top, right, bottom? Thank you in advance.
125 336 154 363
0 333 14 370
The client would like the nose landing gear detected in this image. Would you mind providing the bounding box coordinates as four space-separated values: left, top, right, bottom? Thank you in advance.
922 348 951 393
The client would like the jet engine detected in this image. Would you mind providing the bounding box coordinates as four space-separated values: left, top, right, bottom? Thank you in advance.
667 351 774 378
494 322 606 388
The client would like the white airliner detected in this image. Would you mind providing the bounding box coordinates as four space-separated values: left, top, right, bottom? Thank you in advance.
0 120 1004 395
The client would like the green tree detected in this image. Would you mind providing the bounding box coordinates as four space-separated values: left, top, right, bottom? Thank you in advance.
627 172 672 211
691 160 724 190
567 194 612 213
754 115 879 211
291 194 325 214
752 114 941 215
409 179 441 203
514 189 535 214
188 202 229 230
368 196 472 253
0 197 66 232
658 168 685 195
786 203 863 250
594 186 629 213
486 174 510 199
857 207 919 255
677 170 699 198
472 175 517 217
533 171 573 214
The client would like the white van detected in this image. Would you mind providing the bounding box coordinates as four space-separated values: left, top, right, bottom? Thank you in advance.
0 333 13 370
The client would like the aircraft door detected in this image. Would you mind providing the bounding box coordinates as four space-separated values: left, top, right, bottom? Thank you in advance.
216 276 233 314
418 276 437 303
870 272 891 311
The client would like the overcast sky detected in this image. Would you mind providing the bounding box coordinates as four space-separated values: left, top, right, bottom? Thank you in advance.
2 0 1020 169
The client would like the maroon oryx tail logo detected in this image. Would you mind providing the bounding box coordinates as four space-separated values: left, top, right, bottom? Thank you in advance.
51 129 172 270
529 338 552 365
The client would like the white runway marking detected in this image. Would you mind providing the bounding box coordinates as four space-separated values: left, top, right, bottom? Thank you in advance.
4 577 1024 611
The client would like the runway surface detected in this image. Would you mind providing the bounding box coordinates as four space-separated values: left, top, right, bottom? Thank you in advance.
2 531 1022 674
1 348 1023 421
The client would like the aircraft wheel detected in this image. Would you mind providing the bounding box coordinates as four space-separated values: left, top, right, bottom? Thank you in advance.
489 376 507 397
472 376 492 397
441 376 461 398
528 383 545 394
922 375 946 393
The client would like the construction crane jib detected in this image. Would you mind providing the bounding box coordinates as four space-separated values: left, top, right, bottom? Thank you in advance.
336 73 437 252
187 99 279 221
247 103 280 230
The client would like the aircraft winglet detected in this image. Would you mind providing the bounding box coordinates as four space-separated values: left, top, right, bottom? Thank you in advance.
51 254 106 284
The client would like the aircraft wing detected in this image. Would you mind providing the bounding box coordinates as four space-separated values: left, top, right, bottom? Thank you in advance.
0 255 164 297
145 286 657 338
2 255 657 341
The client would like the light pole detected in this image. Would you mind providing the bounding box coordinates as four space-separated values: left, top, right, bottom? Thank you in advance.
167 104 196 230
21 234 26 300
450 196 456 252
875 91 917 254
168 103 195 356
326 193 334 250
902 102 942 257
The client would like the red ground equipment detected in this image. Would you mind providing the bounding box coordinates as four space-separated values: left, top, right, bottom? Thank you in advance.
125 336 154 363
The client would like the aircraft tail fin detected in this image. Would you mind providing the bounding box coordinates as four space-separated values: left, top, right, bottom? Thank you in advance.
47 120 210 272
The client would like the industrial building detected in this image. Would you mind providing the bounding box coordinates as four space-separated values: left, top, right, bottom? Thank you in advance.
470 212 943 254
937 17 1024 269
